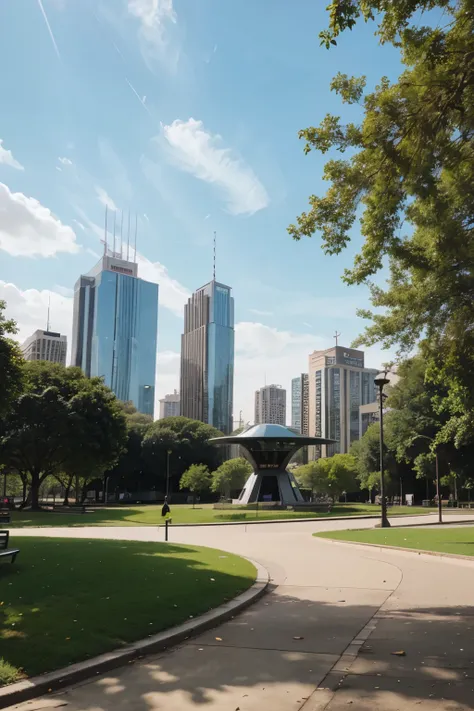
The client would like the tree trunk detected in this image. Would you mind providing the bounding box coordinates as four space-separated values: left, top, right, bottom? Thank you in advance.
75 474 80 504
30 471 41 511
63 480 72 507
193 492 196 509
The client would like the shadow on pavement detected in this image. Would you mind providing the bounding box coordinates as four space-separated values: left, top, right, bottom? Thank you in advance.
34 590 474 711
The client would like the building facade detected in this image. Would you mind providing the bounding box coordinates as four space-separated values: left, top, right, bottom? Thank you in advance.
255 384 286 425
159 390 180 419
291 373 309 434
21 329 67 365
308 346 378 457
71 255 158 416
180 280 234 434
359 369 400 437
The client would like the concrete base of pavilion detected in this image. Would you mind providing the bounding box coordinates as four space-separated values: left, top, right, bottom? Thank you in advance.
235 469 305 505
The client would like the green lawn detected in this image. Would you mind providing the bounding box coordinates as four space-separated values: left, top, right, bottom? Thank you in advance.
6 503 432 527
315 526 474 557
0 537 255 685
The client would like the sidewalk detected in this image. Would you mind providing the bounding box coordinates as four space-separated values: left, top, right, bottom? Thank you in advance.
8 517 474 711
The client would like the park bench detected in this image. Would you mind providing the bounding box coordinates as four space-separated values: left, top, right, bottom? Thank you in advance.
0 530 19 564
0 509 10 524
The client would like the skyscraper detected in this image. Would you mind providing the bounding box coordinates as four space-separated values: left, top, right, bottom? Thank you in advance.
159 390 180 419
308 346 377 457
21 329 67 366
291 373 309 434
71 254 158 416
180 280 234 434
255 384 286 425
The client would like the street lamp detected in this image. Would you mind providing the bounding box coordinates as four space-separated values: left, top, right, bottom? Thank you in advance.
374 371 391 528
411 434 442 524
166 450 172 499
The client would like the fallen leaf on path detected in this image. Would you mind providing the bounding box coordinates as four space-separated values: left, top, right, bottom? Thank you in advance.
215 637 222 641
391 651 406 656
293 636 304 640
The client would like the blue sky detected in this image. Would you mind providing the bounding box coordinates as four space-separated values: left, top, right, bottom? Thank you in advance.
0 0 402 423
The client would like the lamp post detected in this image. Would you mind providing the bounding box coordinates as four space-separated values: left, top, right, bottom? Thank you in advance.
374 371 391 528
411 434 442 524
166 450 172 499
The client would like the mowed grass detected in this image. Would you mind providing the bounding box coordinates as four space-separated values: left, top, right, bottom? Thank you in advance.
316 526 474 557
7 503 432 528
0 537 256 684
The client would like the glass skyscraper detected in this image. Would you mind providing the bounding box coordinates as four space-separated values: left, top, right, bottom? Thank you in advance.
71 255 158 416
180 280 234 434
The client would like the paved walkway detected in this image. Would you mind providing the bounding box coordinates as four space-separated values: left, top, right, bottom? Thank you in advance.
10 513 474 711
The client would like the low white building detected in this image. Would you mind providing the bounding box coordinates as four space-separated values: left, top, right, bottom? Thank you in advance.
21 329 67 366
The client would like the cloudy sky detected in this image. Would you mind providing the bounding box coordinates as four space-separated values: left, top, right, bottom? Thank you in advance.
0 0 401 423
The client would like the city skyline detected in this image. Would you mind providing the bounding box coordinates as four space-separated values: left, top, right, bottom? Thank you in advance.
0 1 400 422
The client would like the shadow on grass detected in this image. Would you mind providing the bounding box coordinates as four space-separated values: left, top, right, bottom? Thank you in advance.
34 590 474 710
0 538 255 682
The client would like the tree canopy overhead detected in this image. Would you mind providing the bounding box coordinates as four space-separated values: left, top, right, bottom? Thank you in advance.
290 0 474 442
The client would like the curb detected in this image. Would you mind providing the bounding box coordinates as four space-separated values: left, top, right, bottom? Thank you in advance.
170 512 435 527
315 536 474 563
0 558 269 709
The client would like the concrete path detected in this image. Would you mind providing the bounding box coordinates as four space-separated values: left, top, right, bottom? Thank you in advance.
9 513 474 711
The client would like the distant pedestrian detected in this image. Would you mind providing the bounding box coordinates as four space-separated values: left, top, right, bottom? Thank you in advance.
161 497 170 518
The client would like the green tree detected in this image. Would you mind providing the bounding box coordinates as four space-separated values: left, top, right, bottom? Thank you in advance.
211 457 252 499
179 463 211 507
296 454 357 501
295 459 330 496
142 417 224 496
325 453 359 502
290 0 474 443
0 362 127 509
0 300 24 418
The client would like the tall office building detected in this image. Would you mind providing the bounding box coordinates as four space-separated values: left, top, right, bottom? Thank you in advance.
71 254 158 416
21 329 67 365
159 390 180 419
180 280 234 434
291 374 309 434
255 384 286 425
308 346 378 457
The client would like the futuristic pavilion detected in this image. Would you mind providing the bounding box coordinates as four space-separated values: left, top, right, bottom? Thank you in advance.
210 423 335 505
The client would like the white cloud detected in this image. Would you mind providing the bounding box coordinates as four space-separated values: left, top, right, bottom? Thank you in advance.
58 156 73 166
127 0 178 69
0 139 24 171
234 322 325 424
162 118 269 215
95 186 118 211
53 284 74 298
136 253 190 316
0 282 73 356
0 183 80 258
155 349 181 414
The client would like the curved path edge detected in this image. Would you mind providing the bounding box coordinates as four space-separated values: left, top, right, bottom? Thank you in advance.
316 535 474 563
0 558 269 710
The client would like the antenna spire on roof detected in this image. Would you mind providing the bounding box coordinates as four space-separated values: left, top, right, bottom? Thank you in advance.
104 205 108 256
213 231 216 280
46 292 51 332
134 213 138 263
119 210 124 259
112 210 117 257
334 330 341 347
127 210 131 261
